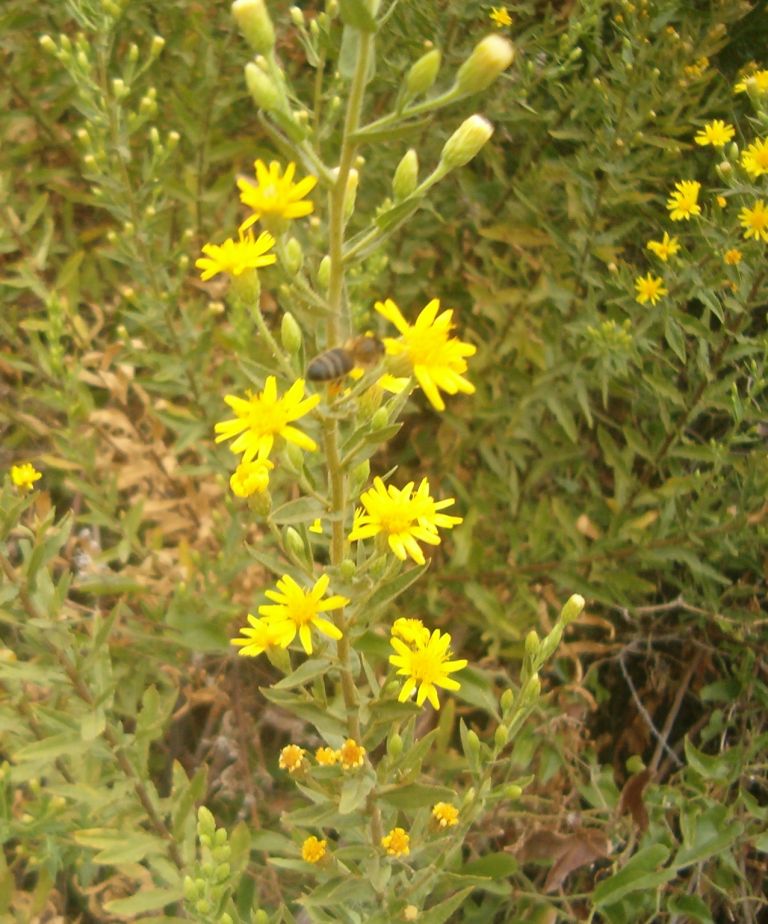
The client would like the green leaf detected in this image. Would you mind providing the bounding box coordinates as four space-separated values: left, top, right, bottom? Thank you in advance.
592 845 674 907
378 782 456 810
270 496 325 525
273 658 330 690
666 894 715 923
74 829 168 864
461 853 518 878
419 887 476 924
338 772 375 814
260 687 348 738
684 739 743 783
365 564 425 613
664 314 686 363
104 889 184 915
676 803 743 868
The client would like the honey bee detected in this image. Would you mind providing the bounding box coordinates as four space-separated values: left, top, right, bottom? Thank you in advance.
306 334 385 382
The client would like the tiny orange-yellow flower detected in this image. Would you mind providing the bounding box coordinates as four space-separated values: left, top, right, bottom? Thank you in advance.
338 738 366 770
432 802 459 827
301 835 327 863
279 744 306 773
381 827 410 857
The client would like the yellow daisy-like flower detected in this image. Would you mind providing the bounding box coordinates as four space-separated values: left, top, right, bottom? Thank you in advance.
215 376 320 462
375 298 476 412
716 195 727 208
646 232 680 262
338 738 366 770
195 229 276 281
231 613 295 657
258 573 347 655
739 200 768 242
301 835 327 863
238 160 317 231
634 273 668 306
315 746 339 766
666 180 701 221
279 744 306 774
724 248 742 265
734 68 768 94
489 6 512 27
741 138 768 179
348 476 462 567
389 627 468 710
694 119 735 147
432 802 459 828
381 827 410 857
229 457 273 498
392 617 431 647
10 462 42 492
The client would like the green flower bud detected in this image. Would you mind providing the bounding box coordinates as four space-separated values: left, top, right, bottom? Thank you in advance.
371 407 389 429
500 688 514 712
350 459 370 495
289 6 304 26
39 34 57 55
112 78 128 100
232 0 275 54
462 786 476 806
167 130 180 150
220 914 234 924
455 34 514 95
284 440 305 473
283 236 304 275
317 255 331 289
405 47 441 98
281 312 303 354
505 784 523 800
245 61 280 111
439 114 494 170
524 629 540 660
253 911 270 924
183 875 197 900
215 862 231 883
465 729 480 756
285 526 305 560
339 558 356 580
195 899 211 915
150 35 165 57
726 141 739 162
392 149 418 200
388 732 403 758
559 593 585 625
343 168 359 221
522 673 541 704
214 828 227 846
128 43 139 62
494 724 509 749
197 806 216 837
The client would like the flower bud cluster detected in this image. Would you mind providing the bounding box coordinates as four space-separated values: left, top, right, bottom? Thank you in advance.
183 807 235 922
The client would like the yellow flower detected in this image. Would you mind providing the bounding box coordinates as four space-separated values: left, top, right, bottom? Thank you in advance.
258 573 347 655
392 617 431 647
489 6 512 27
215 376 320 462
348 476 462 567
432 802 459 828
230 457 273 497
646 231 680 262
338 738 366 770
683 57 708 79
634 273 668 306
694 119 735 147
10 462 42 492
375 298 476 412
301 835 327 863
315 746 339 766
238 160 317 230
741 138 768 178
724 248 742 265
231 613 295 657
716 195 727 208
389 627 468 710
666 180 701 221
381 827 410 857
195 229 276 281
309 518 323 534
279 744 306 773
734 68 768 94
739 200 768 242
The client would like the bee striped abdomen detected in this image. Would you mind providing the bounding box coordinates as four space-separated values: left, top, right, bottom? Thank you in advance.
307 347 356 381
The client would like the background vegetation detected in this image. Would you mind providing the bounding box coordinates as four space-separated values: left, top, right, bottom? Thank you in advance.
1 0 766 921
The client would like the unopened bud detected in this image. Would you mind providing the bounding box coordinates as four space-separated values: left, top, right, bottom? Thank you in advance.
439 115 494 170
150 35 165 57
350 459 370 494
560 593 585 625
339 558 356 580
524 629 540 660
465 729 480 756
455 35 514 94
128 43 139 62
232 0 275 54
112 78 128 99
197 806 216 836
245 62 280 111
290 6 304 26
284 440 305 473
405 48 441 98
283 237 304 275
494 725 509 748
392 149 418 200
167 130 180 150
39 34 57 54
281 312 303 354
500 688 514 712
371 407 389 429
285 526 305 560
505 784 523 800
388 732 403 758
317 255 331 289
522 673 541 703
343 168 359 221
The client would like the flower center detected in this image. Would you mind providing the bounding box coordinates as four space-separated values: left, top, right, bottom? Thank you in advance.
403 327 446 366
409 648 442 684
379 500 417 535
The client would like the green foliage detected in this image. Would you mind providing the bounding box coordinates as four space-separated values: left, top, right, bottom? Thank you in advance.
1 0 767 921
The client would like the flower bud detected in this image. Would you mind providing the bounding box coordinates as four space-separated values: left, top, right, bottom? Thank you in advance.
524 629 540 660
183 876 197 901
392 149 418 200
388 732 403 758
371 407 389 429
317 255 331 289
405 47 441 98
343 168 359 221
167 130 180 150
465 729 480 756
350 459 370 495
455 35 514 94
150 35 165 57
290 6 304 26
232 0 275 54
522 673 541 703
245 61 280 111
439 115 493 170
128 42 139 62
281 311 303 354
726 142 739 162
559 593 585 625
284 440 305 473
39 34 57 55
505 784 523 800
197 806 216 837
112 78 128 100
339 558 356 580
285 526 305 560
500 688 514 712
494 724 509 749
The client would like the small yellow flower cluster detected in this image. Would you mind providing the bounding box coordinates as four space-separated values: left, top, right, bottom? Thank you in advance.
301 835 326 864
389 618 467 710
232 573 347 657
432 801 459 828
10 462 42 493
348 476 462 566
381 826 410 857
278 739 367 774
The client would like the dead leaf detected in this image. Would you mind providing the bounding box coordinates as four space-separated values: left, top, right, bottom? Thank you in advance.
618 768 652 833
